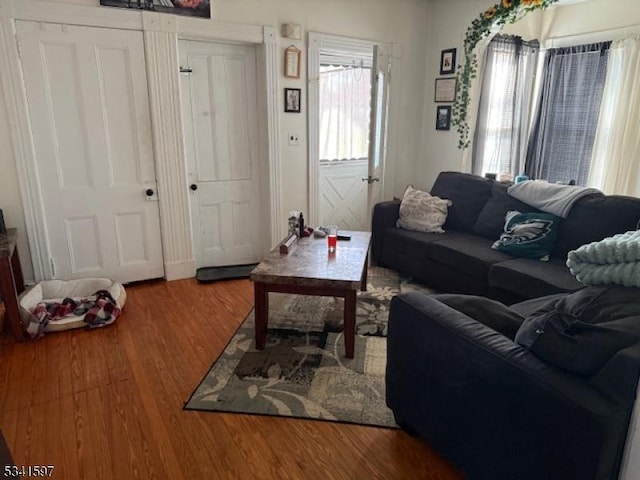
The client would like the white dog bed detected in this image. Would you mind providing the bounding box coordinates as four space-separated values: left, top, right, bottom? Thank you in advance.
19 278 127 333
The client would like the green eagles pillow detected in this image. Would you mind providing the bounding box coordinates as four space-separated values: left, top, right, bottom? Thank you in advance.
492 211 561 261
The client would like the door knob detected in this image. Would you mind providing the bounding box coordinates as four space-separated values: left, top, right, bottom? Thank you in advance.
361 176 381 184
146 188 154 196
190 184 198 191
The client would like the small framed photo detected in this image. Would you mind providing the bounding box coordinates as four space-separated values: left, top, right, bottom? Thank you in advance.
440 48 457 75
284 46 301 79
436 106 451 131
434 78 457 103
285 88 301 113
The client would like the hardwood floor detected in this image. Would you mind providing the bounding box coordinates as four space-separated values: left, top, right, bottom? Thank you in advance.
0 278 463 479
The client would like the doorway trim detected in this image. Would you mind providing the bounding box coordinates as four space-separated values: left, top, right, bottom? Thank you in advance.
0 0 281 281
307 32 390 226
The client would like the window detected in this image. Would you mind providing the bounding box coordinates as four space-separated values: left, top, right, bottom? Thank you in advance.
525 42 611 186
473 36 539 178
319 63 371 162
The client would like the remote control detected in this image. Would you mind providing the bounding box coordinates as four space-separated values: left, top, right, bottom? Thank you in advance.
337 234 351 241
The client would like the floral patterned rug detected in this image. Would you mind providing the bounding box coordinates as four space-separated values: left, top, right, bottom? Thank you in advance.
184 267 435 427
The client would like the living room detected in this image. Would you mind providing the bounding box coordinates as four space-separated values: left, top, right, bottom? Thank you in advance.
1 0 639 478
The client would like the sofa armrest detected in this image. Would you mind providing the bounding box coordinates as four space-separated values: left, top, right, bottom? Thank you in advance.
371 200 400 262
590 343 640 404
386 292 629 480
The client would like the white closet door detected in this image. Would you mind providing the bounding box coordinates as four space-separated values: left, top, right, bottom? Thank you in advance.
18 21 164 283
180 40 263 268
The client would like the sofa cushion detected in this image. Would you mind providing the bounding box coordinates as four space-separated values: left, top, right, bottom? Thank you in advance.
553 194 640 259
492 211 561 261
434 294 524 339
430 172 493 233
515 286 640 376
430 234 514 279
489 258 585 298
382 228 467 262
474 182 541 240
396 186 451 233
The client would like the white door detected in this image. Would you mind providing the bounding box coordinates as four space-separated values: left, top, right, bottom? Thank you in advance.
17 21 164 283
317 55 373 230
366 46 392 223
179 40 263 268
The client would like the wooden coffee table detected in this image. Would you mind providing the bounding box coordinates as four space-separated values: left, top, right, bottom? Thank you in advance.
250 231 371 359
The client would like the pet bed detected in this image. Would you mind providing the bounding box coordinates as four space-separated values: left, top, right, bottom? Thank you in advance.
19 278 126 333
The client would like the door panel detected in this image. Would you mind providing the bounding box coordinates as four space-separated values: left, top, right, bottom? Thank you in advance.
96 46 144 187
114 212 149 265
18 21 164 282
65 216 103 273
319 160 368 230
180 40 262 268
41 42 93 191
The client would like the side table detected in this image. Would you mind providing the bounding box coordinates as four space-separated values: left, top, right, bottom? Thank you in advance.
0 228 26 341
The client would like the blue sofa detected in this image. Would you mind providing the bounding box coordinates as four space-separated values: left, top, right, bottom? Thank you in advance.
386 289 640 480
372 171 640 304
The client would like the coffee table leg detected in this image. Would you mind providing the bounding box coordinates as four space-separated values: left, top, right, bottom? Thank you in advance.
360 253 369 292
254 282 268 350
344 290 356 359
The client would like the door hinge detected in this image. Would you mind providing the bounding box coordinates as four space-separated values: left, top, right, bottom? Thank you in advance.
50 257 56 277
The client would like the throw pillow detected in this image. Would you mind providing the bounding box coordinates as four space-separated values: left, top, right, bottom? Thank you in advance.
492 211 561 261
396 186 452 233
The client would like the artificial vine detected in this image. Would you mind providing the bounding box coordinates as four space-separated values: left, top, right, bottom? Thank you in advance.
452 0 559 149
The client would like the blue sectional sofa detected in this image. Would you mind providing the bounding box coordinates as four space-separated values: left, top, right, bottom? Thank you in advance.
372 171 640 304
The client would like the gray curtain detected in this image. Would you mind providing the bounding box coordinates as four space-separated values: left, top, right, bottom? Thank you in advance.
472 35 539 177
525 42 611 186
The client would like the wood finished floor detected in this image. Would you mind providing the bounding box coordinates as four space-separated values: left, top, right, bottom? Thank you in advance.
0 278 463 480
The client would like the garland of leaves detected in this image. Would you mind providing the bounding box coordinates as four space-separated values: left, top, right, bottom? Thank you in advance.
452 0 559 149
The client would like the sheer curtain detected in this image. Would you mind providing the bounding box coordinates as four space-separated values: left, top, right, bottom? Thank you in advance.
588 37 640 196
525 42 611 186
461 34 495 172
319 65 371 161
472 35 539 177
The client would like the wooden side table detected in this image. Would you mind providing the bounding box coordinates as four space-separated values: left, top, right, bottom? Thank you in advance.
0 228 27 341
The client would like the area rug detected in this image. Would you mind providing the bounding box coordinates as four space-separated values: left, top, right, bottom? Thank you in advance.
185 268 435 427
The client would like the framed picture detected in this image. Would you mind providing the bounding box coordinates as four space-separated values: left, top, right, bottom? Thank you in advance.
100 1 211 18
285 88 302 113
436 106 451 131
440 48 457 75
434 78 457 103
284 46 301 79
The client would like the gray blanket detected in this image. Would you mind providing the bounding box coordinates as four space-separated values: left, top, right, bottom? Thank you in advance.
508 181 600 218
566 230 640 287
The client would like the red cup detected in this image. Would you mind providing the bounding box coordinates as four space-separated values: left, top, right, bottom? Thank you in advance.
327 225 338 253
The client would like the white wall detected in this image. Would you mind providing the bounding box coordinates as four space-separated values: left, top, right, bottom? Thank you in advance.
417 0 640 191
1 0 429 281
417 0 488 191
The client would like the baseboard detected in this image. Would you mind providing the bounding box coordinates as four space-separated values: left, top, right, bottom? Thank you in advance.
164 260 197 281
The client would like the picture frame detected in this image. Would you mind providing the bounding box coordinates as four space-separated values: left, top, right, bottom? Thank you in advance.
100 0 211 18
436 106 452 131
285 88 302 113
284 46 302 79
434 78 457 103
440 48 457 75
